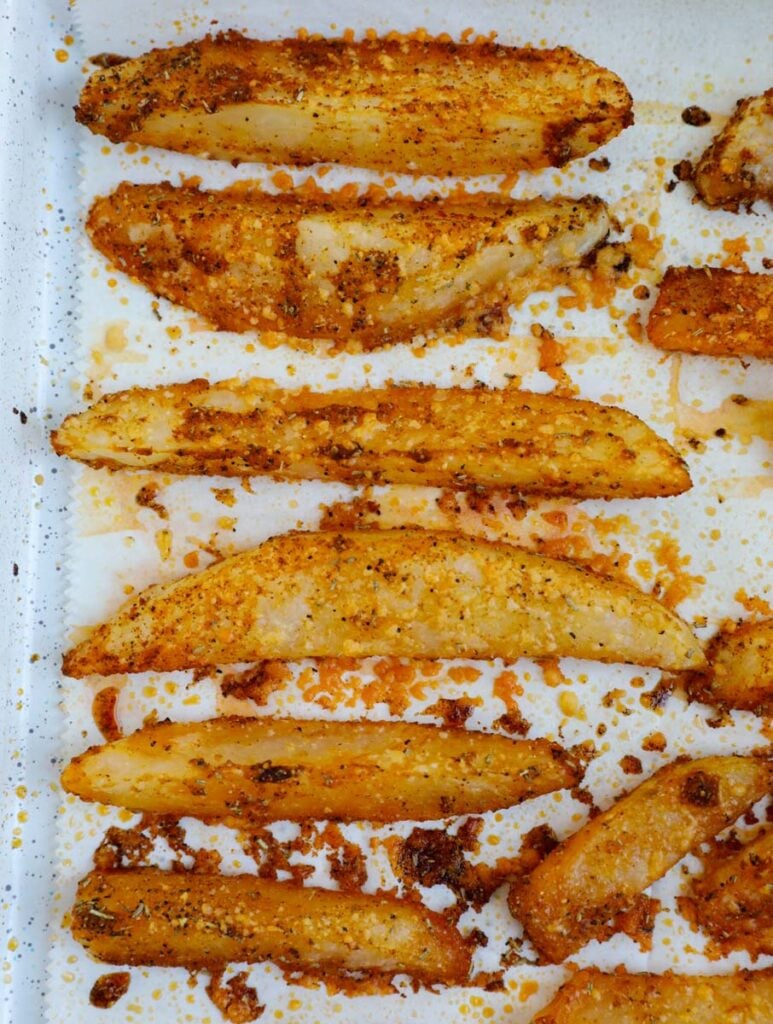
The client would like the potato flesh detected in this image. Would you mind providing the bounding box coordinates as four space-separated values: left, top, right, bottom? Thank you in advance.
534 967 773 1024
687 828 773 957
52 381 690 499
647 266 773 359
61 716 580 822
693 90 773 211
510 755 772 963
86 183 609 349
62 530 704 678
71 868 471 981
75 34 633 176
689 619 773 713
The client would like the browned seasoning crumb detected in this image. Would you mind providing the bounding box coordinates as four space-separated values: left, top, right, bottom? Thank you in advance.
633 284 650 300
424 696 476 729
588 156 611 171
91 686 122 741
682 770 720 807
206 970 264 1023
135 481 168 519
219 661 292 704
89 52 129 69
212 487 237 507
89 971 131 1008
620 754 644 775
763 257 773 270
681 105 711 126
641 731 668 752
673 158 694 181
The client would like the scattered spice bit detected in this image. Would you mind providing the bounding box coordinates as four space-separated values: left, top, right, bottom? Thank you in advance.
682 770 720 807
620 754 643 775
134 481 167 518
89 971 131 1008
321 823 368 892
588 156 611 172
639 676 676 711
212 487 237 507
319 496 381 530
681 105 711 126
91 686 122 741
641 731 667 752
206 970 264 1023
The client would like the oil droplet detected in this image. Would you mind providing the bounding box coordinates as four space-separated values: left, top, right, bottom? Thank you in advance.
104 323 128 352
55 49 69 63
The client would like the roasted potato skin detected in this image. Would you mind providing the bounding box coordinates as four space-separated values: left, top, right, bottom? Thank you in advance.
688 619 773 714
85 183 609 350
647 267 773 360
60 716 582 823
71 867 472 982
510 755 772 963
75 33 633 176
681 827 773 958
62 530 705 678
533 967 773 1024
693 89 773 211
51 380 691 499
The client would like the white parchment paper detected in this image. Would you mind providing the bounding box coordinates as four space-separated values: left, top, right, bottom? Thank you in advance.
49 1 771 1021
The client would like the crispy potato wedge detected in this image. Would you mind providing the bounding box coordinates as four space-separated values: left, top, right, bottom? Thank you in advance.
62 530 704 678
688 619 773 714
61 716 581 823
86 183 610 350
75 33 633 176
71 867 470 981
693 89 773 211
52 380 690 499
647 267 773 360
510 755 772 963
532 967 773 1023
683 827 773 958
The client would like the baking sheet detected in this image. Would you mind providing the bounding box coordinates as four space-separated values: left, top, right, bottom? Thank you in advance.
4 1 770 1022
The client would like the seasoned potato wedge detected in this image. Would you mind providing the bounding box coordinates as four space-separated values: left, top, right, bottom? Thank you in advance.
688 619 773 714
52 380 690 499
683 827 773 958
75 33 633 176
693 89 773 211
61 717 581 823
62 530 704 678
510 755 772 963
647 267 773 359
71 867 470 981
86 183 610 350
533 967 773 1023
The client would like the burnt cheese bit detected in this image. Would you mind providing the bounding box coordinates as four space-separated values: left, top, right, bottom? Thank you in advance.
681 105 711 127
89 971 131 1008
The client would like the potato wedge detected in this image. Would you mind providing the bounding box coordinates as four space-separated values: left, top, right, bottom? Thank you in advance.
62 530 704 678
86 183 609 350
510 755 772 963
532 967 773 1024
75 33 633 176
61 717 581 823
71 867 470 981
693 89 773 211
647 267 773 359
683 827 773 958
688 618 773 714
52 380 690 499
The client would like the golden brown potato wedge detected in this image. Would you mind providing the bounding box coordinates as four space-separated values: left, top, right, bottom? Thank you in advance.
532 967 773 1024
62 530 704 678
86 183 610 350
682 827 773 958
61 716 581 823
688 618 773 714
693 89 773 211
51 380 690 499
647 267 773 360
71 867 471 981
75 33 633 176
510 755 772 963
